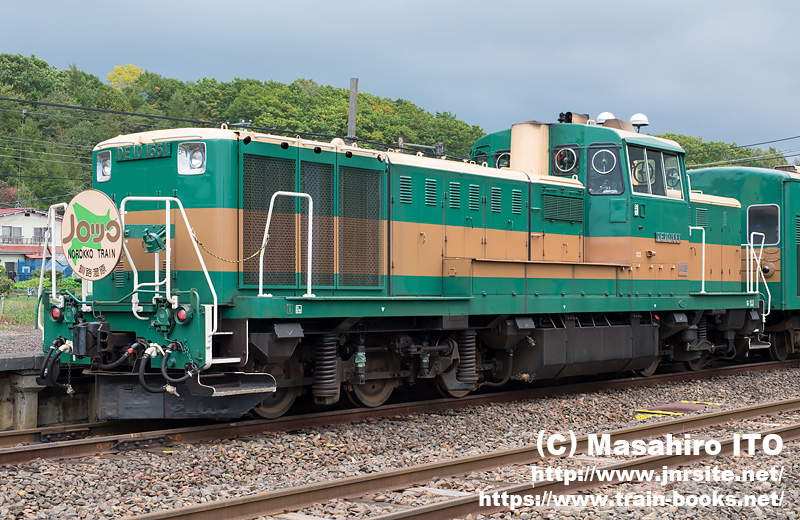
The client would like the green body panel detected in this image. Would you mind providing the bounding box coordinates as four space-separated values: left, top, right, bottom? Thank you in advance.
103 140 240 210
690 166 796 312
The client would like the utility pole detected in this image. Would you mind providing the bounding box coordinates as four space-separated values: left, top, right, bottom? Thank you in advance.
347 78 358 145
18 109 25 199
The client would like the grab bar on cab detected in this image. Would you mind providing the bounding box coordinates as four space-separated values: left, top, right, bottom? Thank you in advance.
258 191 316 298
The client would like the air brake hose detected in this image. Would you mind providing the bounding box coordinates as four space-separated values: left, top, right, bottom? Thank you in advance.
160 343 193 384
43 341 72 392
138 344 180 395
97 343 139 370
39 338 64 380
138 352 167 393
481 349 515 388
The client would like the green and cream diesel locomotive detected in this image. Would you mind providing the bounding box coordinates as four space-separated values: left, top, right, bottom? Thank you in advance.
36 113 781 419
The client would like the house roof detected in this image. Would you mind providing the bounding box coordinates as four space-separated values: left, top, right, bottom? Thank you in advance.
0 245 63 255
0 208 61 220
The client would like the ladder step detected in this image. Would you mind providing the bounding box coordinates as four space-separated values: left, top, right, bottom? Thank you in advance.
186 372 276 397
209 357 241 365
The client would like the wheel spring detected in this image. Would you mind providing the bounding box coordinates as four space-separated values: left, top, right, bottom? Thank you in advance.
312 334 339 402
456 330 479 385
698 317 708 341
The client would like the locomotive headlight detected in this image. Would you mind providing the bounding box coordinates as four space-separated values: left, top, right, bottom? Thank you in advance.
178 142 206 175
190 149 204 169
96 151 112 182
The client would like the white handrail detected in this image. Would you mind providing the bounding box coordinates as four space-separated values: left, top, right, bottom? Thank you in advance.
120 197 217 335
689 226 706 294
37 203 67 331
745 232 771 320
258 191 315 298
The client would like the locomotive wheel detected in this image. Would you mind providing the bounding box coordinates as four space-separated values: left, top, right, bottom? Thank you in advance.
250 356 302 419
633 357 660 377
683 352 710 372
435 381 470 398
769 333 789 362
345 352 396 408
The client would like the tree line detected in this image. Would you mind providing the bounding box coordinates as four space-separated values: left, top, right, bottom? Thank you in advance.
0 54 789 209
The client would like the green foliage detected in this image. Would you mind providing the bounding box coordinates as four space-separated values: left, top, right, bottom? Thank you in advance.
0 276 13 295
107 64 143 90
5 53 790 213
659 133 788 170
13 269 80 292
2 296 37 325
0 55 489 209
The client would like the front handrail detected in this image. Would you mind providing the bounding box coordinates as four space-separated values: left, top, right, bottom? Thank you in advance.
258 191 315 298
120 197 218 335
37 203 67 331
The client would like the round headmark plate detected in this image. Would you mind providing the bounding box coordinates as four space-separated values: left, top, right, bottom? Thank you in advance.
61 190 122 281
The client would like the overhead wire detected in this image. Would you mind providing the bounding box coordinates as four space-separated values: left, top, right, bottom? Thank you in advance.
684 135 800 157
2 96 456 159
0 134 95 150
0 145 92 162
0 153 91 168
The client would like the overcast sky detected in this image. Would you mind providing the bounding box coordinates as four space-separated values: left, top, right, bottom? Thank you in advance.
2 1 798 158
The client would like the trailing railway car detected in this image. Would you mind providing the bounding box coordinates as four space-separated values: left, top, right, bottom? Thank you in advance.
36 114 769 420
689 165 800 362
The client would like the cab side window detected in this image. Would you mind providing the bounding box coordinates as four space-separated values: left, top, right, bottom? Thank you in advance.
747 204 780 246
662 153 683 199
494 150 510 169
628 145 683 200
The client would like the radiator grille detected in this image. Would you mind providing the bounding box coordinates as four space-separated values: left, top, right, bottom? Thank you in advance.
511 189 523 215
449 182 461 209
468 184 481 211
399 176 412 204
113 255 125 289
491 187 502 213
695 208 709 228
300 161 335 286
339 165 382 287
796 215 800 297
242 154 297 286
425 178 437 206
542 194 583 222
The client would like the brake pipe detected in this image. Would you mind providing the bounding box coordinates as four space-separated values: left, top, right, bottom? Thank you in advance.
138 344 179 396
43 340 74 395
96 341 143 370
39 337 65 381
160 342 194 384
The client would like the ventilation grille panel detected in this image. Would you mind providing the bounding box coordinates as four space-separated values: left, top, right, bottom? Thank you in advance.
242 154 296 286
542 194 583 222
339 165 382 287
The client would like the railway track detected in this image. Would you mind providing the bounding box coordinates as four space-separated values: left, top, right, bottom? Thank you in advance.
124 397 800 520
0 359 797 466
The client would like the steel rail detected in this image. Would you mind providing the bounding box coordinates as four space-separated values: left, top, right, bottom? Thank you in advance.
124 397 800 520
0 359 798 464
369 422 800 520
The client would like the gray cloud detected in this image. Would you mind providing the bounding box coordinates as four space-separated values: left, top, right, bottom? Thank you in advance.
2 0 798 150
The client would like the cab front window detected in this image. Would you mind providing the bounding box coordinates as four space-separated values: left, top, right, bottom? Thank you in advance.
587 144 623 195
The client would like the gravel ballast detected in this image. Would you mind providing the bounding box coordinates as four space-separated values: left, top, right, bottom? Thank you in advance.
0 365 798 519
